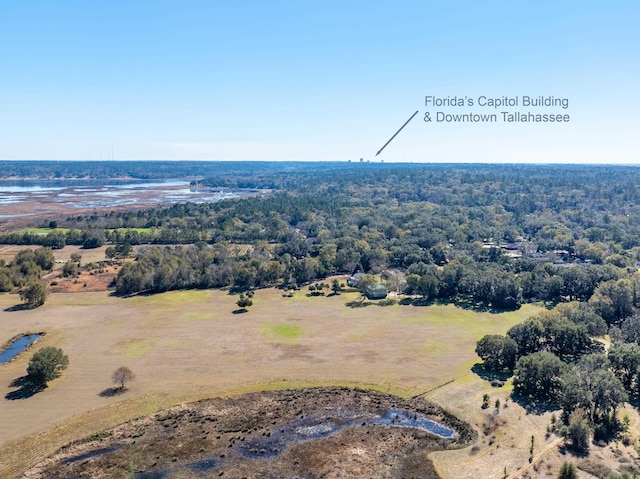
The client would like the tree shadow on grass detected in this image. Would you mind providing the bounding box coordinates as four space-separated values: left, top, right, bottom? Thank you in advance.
399 296 521 314
232 308 248 314
509 391 559 415
345 299 373 308
444 297 517 314
557 443 589 459
4 303 31 312
99 387 127 398
399 297 436 307
5 376 46 400
471 363 513 382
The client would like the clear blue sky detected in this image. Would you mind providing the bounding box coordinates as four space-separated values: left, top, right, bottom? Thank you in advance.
0 1 638 163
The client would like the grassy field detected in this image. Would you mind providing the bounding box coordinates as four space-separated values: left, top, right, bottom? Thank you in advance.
108 227 157 234
0 284 541 477
16 227 72 236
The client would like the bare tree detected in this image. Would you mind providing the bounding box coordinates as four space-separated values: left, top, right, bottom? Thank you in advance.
112 366 135 390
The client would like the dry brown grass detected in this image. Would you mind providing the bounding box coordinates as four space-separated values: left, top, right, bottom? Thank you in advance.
426 377 640 479
0 285 540 477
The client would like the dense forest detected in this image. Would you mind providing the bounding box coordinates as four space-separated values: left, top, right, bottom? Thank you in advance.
3 164 640 313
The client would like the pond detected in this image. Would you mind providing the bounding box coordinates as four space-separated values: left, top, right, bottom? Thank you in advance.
240 406 457 458
0 334 44 364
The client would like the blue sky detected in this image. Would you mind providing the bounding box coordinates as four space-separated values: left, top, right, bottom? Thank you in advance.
0 1 638 163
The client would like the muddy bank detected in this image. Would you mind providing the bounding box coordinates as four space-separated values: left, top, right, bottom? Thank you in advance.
23 387 475 479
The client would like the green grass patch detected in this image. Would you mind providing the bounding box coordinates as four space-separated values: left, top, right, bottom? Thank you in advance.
260 323 302 344
119 339 154 359
273 324 301 339
108 227 159 235
17 227 72 236
405 303 542 333
128 289 213 306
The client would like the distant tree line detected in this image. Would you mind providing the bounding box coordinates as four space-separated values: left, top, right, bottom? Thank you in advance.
7 164 640 311
0 160 334 180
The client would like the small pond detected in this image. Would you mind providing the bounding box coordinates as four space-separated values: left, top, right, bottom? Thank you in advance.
0 334 44 364
240 406 457 458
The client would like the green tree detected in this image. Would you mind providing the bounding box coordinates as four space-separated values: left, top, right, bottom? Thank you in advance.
115 242 133 258
556 302 607 337
619 314 640 344
557 462 577 479
42 232 66 249
589 279 634 324
105 246 117 260
82 230 105 249
562 358 627 424
33 247 55 270
513 351 567 402
539 315 591 360
490 273 523 309
20 282 47 308
475 335 517 371
331 278 342 294
62 261 79 277
236 293 253 311
106 242 133 260
507 313 591 360
566 409 590 453
27 347 69 386
608 343 640 391
507 318 544 357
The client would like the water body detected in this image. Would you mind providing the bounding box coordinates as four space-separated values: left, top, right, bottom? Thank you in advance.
187 458 218 472
0 334 44 364
0 179 185 193
240 407 456 459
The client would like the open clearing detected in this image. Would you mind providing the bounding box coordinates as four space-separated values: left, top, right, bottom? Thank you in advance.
0 285 539 477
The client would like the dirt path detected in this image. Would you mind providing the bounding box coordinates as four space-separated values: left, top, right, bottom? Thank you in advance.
507 436 564 479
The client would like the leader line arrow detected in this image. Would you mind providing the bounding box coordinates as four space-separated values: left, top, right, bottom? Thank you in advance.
375 110 419 156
